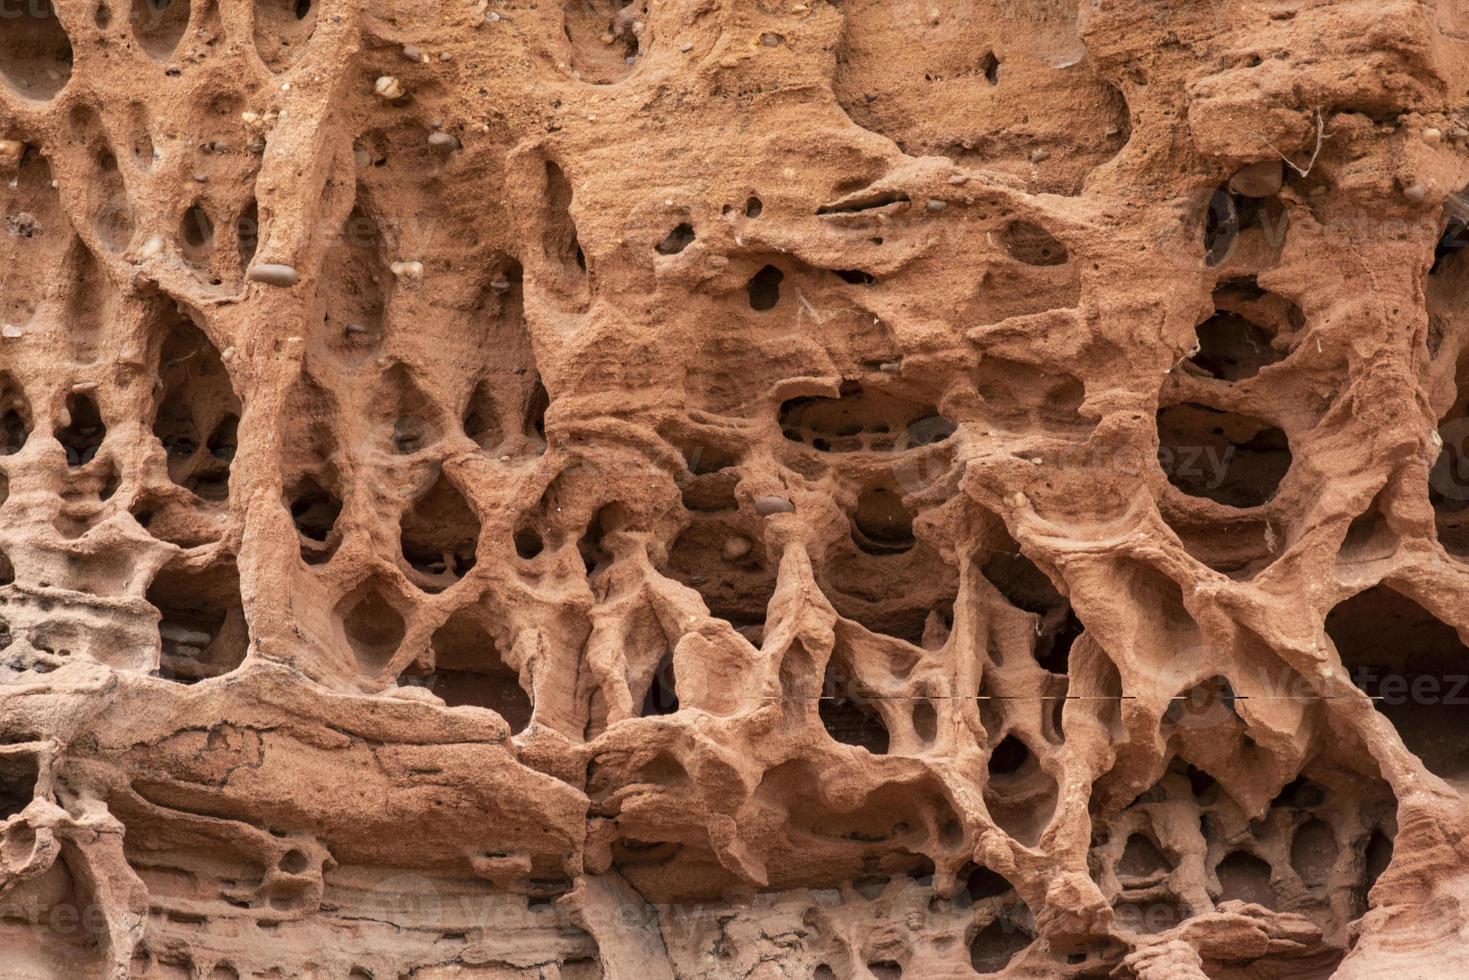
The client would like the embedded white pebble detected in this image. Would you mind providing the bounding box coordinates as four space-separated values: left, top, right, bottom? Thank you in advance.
391 260 425 279
374 76 406 100
722 537 752 561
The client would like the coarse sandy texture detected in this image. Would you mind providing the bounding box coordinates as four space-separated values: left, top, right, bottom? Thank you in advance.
3 0 1469 977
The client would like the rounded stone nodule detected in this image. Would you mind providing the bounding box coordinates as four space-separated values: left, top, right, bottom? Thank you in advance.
753 495 795 516
249 263 301 287
1228 160 1283 198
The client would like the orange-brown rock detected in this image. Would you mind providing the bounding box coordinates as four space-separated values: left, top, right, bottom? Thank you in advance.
2 1 1469 977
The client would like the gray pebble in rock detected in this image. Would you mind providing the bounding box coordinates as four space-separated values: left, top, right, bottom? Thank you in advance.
754 495 795 516
248 263 300 287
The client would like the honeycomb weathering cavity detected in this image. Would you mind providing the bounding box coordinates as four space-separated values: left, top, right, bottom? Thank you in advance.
3 0 1469 977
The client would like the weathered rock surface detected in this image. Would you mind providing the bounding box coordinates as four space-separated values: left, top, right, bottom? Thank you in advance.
2 0 1469 977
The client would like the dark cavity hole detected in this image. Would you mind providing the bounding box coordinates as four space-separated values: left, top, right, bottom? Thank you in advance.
58 392 105 466
1191 311 1283 381
980 545 1082 672
1203 186 1239 267
988 734 1030 778
747 265 783 311
640 651 679 717
1433 217 1469 275
981 51 1000 85
852 484 915 555
419 614 533 731
0 375 32 455
1119 834 1170 877
181 204 213 251
912 698 936 743
514 528 544 560
0 0 74 101
1272 775 1326 810
999 220 1067 266
1156 403 1290 507
237 201 260 267
1215 850 1276 909
287 477 341 564
655 223 695 255
1363 829 1393 898
1326 585 1469 787
0 754 39 819
819 662 889 754
961 863 1013 903
339 587 404 675
969 911 1033 974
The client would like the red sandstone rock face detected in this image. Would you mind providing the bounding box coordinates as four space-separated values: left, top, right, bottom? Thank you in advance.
2 0 1469 977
